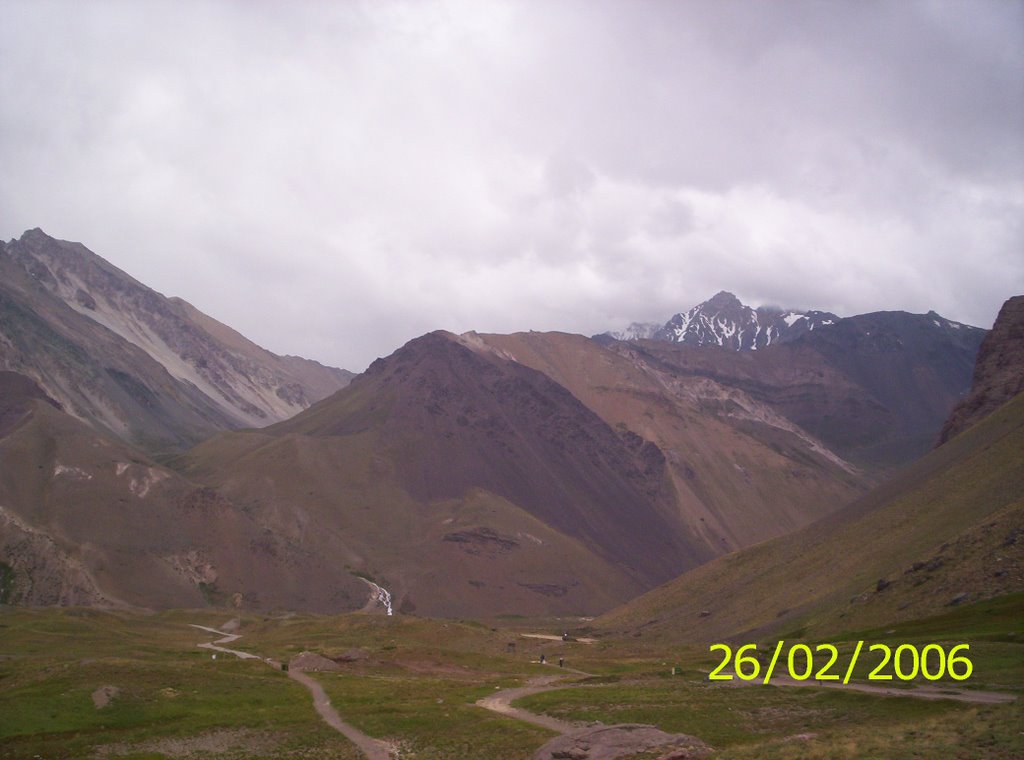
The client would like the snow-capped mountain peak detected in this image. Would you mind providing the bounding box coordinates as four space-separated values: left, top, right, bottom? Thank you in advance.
596 292 840 350
651 292 838 350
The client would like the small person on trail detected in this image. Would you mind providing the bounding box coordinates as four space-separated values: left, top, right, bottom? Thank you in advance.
559 657 564 668
540 653 546 664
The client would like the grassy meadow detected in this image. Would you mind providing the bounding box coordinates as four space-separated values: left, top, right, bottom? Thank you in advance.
0 596 1020 759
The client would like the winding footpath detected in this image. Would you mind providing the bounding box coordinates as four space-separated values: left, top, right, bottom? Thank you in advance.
190 624 393 760
191 623 1014 760
475 672 712 760
475 675 581 734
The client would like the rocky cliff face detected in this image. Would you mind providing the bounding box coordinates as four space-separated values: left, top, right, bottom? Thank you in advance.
938 295 1024 444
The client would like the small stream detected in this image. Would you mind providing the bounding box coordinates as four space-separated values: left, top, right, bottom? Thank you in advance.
361 578 393 615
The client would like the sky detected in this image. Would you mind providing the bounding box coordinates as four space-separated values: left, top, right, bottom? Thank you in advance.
1 0 1022 371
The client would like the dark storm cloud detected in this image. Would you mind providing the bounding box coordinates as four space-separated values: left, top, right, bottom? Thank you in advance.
1 0 1021 369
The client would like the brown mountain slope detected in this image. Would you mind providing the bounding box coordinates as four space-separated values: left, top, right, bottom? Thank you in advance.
0 371 367 610
472 331 866 554
616 310 983 474
596 392 1024 644
939 295 1024 444
0 229 352 453
176 331 716 617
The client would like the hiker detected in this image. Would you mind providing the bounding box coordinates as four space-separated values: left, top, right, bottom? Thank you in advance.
540 653 546 664
559 657 564 668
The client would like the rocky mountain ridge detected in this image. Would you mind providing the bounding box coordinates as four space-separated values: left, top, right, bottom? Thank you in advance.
0 229 353 453
600 290 980 353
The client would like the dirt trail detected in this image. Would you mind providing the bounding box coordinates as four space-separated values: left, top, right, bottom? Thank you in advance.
477 675 711 759
520 633 597 644
189 624 260 660
475 676 582 734
191 623 393 760
286 669 392 760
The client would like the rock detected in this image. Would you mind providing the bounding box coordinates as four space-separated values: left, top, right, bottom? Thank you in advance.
91 685 120 708
220 618 241 633
534 723 711 760
288 651 342 672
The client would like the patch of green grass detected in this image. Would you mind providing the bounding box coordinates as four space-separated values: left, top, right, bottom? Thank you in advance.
716 702 1024 759
517 677 968 749
0 608 359 759
1 606 1020 758
317 672 551 759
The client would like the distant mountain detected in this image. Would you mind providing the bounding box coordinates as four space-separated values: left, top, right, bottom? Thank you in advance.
598 291 840 349
0 229 352 453
939 295 1024 445
602 321 662 342
599 291 982 358
654 290 840 349
599 298 985 472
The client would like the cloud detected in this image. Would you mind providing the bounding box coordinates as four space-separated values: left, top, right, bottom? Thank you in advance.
1 0 1021 369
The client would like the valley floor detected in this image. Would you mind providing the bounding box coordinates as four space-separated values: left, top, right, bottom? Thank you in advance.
0 602 1020 759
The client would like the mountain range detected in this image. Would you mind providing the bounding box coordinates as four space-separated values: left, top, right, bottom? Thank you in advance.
598 295 1024 642
599 292 985 472
0 228 1011 621
599 289 978 351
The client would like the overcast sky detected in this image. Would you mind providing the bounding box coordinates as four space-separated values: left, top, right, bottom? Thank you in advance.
2 0 1022 370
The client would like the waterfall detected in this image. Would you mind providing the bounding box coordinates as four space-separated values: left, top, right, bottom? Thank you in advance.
360 577 393 616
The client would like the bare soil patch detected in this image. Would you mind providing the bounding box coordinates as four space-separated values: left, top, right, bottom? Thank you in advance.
290 651 343 673
90 685 120 709
532 723 711 760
